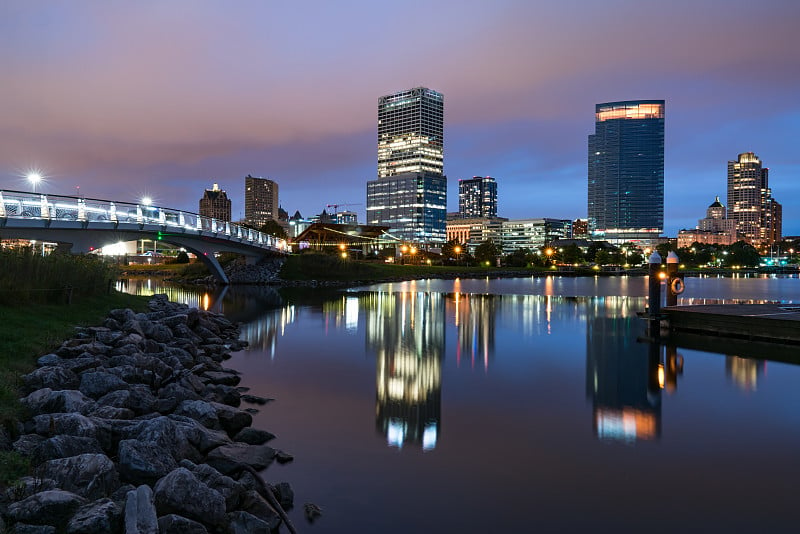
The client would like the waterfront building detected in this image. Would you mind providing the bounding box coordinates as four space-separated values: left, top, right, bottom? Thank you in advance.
244 175 279 229
500 218 572 254
677 196 737 248
446 216 506 255
198 183 231 222
458 176 497 218
588 100 665 243
367 87 447 244
727 152 782 245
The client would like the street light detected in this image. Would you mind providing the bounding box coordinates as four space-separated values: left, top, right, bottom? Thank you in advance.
27 172 42 193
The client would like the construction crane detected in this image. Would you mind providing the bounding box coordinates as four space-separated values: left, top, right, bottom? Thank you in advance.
326 203 361 216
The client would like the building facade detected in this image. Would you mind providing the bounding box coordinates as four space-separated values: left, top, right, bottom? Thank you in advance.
377 87 444 178
500 218 573 253
677 196 737 248
446 216 506 254
367 172 447 243
244 175 279 229
458 176 497 218
588 100 665 242
727 152 782 245
368 87 447 244
198 183 231 222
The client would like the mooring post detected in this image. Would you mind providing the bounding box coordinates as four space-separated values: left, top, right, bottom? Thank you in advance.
648 251 662 318
666 251 680 307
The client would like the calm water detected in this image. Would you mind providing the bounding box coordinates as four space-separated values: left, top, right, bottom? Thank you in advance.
119 275 800 533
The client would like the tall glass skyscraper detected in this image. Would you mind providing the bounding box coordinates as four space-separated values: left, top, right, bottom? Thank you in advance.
727 152 782 245
588 100 665 242
368 87 447 244
458 176 497 218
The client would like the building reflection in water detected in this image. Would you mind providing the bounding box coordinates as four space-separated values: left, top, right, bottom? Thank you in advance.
586 300 663 443
725 356 765 391
449 293 496 370
364 292 444 451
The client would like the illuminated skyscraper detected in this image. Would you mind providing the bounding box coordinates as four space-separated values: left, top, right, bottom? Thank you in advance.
199 183 231 222
727 152 782 245
367 87 446 243
244 175 279 229
588 100 665 242
458 176 497 218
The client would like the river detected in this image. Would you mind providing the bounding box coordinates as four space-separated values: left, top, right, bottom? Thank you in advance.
118 275 800 533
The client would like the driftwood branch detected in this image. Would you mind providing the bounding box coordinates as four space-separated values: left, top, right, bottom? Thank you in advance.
231 463 298 534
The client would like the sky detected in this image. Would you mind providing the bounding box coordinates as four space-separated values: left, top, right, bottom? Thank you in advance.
1 0 799 236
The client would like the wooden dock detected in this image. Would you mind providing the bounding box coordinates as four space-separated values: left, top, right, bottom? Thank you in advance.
662 304 800 345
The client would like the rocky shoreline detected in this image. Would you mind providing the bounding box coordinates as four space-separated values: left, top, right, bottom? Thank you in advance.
1 294 299 534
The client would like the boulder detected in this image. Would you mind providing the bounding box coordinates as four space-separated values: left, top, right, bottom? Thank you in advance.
233 427 275 445
33 435 104 464
79 371 129 399
210 402 252 436
21 389 96 416
205 443 276 475
23 366 79 392
153 468 226 527
238 490 282 530
202 384 241 407
273 481 294 509
97 387 156 415
7 490 87 526
180 460 245 512
12 434 47 457
157 514 208 534
174 399 220 428
169 416 232 453
226 511 271 534
124 485 158 534
89 405 135 420
118 439 177 485
41 453 120 500
33 413 97 438
201 371 241 387
9 524 56 533
66 498 121 534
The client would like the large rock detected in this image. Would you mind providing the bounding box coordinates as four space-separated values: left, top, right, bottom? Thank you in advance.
97 387 156 416
66 498 121 534
237 490 282 530
153 468 226 527
33 413 97 438
79 371 129 399
210 402 252 436
23 366 79 392
174 400 219 429
226 510 271 534
118 439 177 485
233 427 275 445
7 490 87 526
157 514 208 534
124 485 158 534
33 435 104 464
180 460 245 512
202 384 241 407
41 453 119 500
21 389 96 416
202 371 241 387
169 416 231 453
204 443 276 475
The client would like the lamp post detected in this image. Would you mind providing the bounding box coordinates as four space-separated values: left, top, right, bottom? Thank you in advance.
454 245 461 264
545 248 554 266
400 244 408 265
27 173 42 193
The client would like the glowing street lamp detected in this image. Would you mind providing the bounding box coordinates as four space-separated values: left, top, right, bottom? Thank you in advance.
141 197 152 206
27 172 42 193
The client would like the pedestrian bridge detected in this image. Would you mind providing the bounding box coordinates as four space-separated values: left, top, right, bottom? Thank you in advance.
0 190 288 284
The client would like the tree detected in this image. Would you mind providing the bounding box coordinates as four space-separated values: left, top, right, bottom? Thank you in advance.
505 248 532 267
560 244 585 265
257 220 288 240
441 239 464 261
474 239 500 266
175 251 190 264
726 241 761 267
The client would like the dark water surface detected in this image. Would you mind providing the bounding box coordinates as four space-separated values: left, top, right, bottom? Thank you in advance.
120 275 800 533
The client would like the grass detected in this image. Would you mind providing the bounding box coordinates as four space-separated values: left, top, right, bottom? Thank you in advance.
0 291 150 425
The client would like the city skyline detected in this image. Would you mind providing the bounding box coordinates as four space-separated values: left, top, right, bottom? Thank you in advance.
1 1 798 235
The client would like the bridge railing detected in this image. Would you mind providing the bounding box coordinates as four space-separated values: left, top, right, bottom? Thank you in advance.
0 190 287 251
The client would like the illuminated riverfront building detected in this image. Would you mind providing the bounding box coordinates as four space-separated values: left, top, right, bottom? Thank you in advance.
500 218 572 253
676 196 737 248
446 216 506 254
367 87 446 243
458 176 497 219
244 175 279 229
727 152 782 245
588 100 665 243
198 183 231 222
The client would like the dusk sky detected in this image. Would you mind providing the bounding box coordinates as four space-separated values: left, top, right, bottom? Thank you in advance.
2 0 799 236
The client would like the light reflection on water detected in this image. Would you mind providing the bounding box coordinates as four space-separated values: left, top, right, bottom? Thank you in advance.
118 276 800 532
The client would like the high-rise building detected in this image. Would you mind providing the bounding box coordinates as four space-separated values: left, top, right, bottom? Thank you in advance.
377 87 444 178
727 152 782 245
458 176 497 218
677 196 737 248
588 100 665 243
367 87 447 244
198 183 231 222
244 175 279 229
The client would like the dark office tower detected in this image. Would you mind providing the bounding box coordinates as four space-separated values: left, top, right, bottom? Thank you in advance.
198 183 231 222
458 176 497 218
588 100 665 242
244 175 279 229
727 152 782 245
367 87 447 243
377 87 444 178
